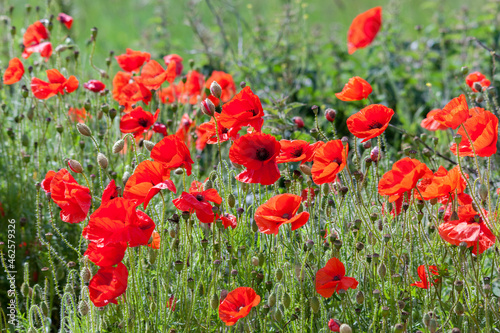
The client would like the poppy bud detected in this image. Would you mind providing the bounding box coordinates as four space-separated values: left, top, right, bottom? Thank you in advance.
268 292 277 307
310 128 319 138
454 301 464 316
370 146 380 162
274 308 283 322
422 312 432 327
339 324 352 333
143 140 155 152
377 263 387 279
97 153 108 169
113 139 125 153
209 81 222 99
68 159 83 173
310 296 320 313
428 318 437 333
333 239 342 250
251 257 259 266
252 220 258 232
299 164 312 176
256 272 264 284
80 267 91 283
76 123 92 137
78 300 89 316
210 293 219 309
293 116 305 128
204 179 213 190
200 98 215 117
478 183 488 201
227 194 236 208
240 81 246 89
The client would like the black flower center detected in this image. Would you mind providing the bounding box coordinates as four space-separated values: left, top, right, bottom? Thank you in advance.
248 109 257 116
282 213 290 219
138 118 149 127
291 148 303 157
196 194 204 201
332 158 342 164
256 148 270 161
333 275 341 281
368 121 383 129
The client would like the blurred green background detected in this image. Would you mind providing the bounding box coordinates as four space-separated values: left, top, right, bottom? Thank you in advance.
5 0 478 61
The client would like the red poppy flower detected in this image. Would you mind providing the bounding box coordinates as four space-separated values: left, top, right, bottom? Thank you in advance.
219 287 261 326
335 76 372 101
347 7 382 54
163 54 183 79
311 140 348 185
85 241 127 267
206 71 237 103
229 132 281 185
416 166 466 201
112 72 151 111
346 104 394 142
439 204 496 255
433 95 469 130
167 295 177 311
102 180 119 205
68 107 90 123
22 21 52 60
315 257 358 297
89 262 128 307
189 180 205 192
254 194 310 235
123 160 176 209
277 140 324 164
172 188 222 223
378 158 432 202
115 48 151 73
180 70 205 104
465 72 490 92
83 80 106 93
147 230 161 249
57 13 73 29
421 109 448 131
450 110 498 157
150 134 194 176
219 86 265 137
175 113 195 145
134 60 170 90
83 198 155 247
301 187 316 208
49 169 91 224
220 214 238 229
3 58 24 85
23 42 53 60
119 107 160 138
411 265 439 289
196 113 232 150
153 122 168 137
158 83 183 104
328 319 341 332
31 69 79 99
41 170 56 193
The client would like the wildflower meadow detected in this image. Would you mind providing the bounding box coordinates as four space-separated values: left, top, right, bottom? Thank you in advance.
1 0 500 332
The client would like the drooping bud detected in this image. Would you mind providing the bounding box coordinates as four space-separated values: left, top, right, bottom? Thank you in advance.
339 324 353 333
325 108 336 122
210 81 222 99
80 267 91 283
370 146 380 162
143 140 155 152
97 153 108 169
478 183 488 201
76 123 92 137
299 164 312 176
355 290 364 304
113 139 125 153
227 194 236 208
310 296 320 313
68 159 83 173
200 98 215 117
293 116 305 128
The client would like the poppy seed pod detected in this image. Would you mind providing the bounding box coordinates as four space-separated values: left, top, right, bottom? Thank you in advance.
210 81 222 99
97 153 108 169
68 159 83 173
76 123 92 137
200 98 215 117
113 139 125 153
339 324 352 333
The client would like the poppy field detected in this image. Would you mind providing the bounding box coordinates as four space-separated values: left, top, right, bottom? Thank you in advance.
2 0 500 332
